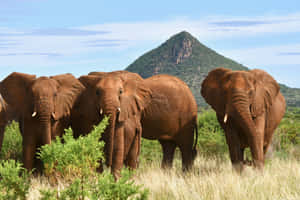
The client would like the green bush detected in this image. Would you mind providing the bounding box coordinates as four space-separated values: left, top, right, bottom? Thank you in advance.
197 110 228 157
0 160 31 200
38 117 149 200
0 121 22 161
139 139 162 165
272 107 300 159
37 117 108 182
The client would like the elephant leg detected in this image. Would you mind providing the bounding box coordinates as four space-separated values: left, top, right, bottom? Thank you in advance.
250 114 265 169
179 144 194 172
225 128 244 173
22 137 36 172
159 140 176 169
125 128 141 169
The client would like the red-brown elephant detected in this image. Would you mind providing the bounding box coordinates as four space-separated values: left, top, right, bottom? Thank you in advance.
142 74 198 171
72 71 148 179
0 72 84 171
72 71 198 177
201 68 286 172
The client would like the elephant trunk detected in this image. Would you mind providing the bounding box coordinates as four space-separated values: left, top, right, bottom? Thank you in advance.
228 90 263 168
104 108 117 167
35 97 52 145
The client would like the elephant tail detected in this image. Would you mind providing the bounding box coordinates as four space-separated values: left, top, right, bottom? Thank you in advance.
192 122 198 161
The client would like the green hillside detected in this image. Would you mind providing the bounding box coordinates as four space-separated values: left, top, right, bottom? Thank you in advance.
126 31 300 107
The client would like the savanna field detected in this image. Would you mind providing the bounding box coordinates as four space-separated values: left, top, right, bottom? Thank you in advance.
0 108 299 200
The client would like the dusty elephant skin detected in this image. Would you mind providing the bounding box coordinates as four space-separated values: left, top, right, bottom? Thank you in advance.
72 71 199 178
0 72 85 171
201 67 286 172
142 74 198 171
72 71 148 179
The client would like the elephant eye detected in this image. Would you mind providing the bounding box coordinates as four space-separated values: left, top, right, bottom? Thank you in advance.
96 89 101 96
119 88 123 95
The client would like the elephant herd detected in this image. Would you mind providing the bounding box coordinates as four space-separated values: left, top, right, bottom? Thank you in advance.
0 68 286 179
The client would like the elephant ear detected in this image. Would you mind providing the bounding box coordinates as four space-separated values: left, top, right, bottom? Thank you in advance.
88 71 107 76
118 74 152 122
0 72 36 114
51 74 85 120
249 69 280 117
78 75 104 88
201 68 231 114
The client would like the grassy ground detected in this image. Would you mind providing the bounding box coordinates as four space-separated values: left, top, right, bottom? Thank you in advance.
26 153 300 200
134 155 300 200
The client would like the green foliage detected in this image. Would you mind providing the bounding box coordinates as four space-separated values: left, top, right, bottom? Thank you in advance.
37 117 109 182
0 121 22 160
90 170 149 200
273 107 300 159
139 138 162 165
0 160 31 200
197 110 228 157
38 117 148 200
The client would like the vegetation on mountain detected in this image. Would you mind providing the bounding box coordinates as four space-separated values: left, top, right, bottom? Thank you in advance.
126 31 300 107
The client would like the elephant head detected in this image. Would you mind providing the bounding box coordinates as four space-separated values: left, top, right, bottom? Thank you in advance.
78 71 151 169
201 68 281 169
0 72 84 170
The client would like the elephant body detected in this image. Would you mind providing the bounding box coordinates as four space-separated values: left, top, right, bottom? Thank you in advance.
142 74 198 170
201 68 286 171
0 72 84 171
71 71 147 179
71 71 198 177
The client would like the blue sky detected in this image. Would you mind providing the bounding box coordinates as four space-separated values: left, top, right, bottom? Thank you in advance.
1 0 300 88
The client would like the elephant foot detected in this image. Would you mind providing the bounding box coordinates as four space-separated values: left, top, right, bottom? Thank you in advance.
232 162 244 174
253 160 264 171
243 159 253 166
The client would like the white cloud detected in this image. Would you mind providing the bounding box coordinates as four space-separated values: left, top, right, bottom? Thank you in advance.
0 12 300 86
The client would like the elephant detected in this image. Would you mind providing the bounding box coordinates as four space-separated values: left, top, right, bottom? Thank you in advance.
72 71 198 175
201 67 286 171
71 71 148 179
142 74 198 171
0 72 85 171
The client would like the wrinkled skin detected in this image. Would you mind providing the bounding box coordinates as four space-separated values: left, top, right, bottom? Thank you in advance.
0 72 84 171
201 68 286 172
71 71 147 179
142 74 198 171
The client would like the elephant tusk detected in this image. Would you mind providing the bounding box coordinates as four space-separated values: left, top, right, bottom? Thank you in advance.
32 112 37 117
51 112 56 120
224 113 228 123
100 108 103 115
117 107 121 112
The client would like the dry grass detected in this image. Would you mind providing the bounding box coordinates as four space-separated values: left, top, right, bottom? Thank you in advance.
25 155 300 200
134 156 300 200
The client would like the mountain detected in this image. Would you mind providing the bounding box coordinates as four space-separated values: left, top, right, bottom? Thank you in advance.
126 31 300 108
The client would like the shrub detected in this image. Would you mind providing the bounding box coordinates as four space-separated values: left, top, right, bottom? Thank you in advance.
197 110 228 157
38 117 149 200
139 139 162 165
0 121 22 161
37 117 108 183
272 107 300 159
0 159 31 200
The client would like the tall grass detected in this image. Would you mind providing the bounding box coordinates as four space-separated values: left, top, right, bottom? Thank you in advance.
135 156 300 200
